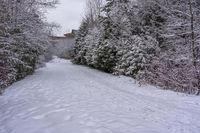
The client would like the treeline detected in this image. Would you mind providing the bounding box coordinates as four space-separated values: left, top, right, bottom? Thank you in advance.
0 0 58 93
73 0 200 95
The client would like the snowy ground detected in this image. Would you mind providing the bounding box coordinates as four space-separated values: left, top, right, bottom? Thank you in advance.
0 58 200 133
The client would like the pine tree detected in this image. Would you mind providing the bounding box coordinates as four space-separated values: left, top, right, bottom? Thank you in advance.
73 18 90 65
138 0 167 49
115 35 159 78
92 0 118 72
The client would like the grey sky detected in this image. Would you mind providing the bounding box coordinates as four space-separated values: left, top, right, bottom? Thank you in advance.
47 0 87 36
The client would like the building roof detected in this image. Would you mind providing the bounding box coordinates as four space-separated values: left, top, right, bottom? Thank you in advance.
64 29 77 38
49 29 77 40
64 33 75 38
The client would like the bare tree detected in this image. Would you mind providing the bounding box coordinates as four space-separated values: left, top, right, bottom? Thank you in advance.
85 0 103 27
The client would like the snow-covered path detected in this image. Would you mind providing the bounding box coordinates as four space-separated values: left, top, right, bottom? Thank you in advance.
0 58 200 133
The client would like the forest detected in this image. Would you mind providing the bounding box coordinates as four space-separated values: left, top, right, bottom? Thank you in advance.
0 0 58 93
73 0 200 95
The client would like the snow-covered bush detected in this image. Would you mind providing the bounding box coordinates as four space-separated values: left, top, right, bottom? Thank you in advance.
0 0 58 93
114 35 159 77
93 39 118 72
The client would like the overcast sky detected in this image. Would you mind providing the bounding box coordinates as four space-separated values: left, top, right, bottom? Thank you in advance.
47 0 87 36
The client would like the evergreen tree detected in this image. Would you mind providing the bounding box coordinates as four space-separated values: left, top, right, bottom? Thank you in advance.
73 18 90 65
115 35 159 78
138 0 167 49
92 0 118 72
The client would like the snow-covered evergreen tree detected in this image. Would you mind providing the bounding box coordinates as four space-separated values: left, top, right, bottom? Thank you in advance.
93 16 118 72
84 27 101 67
114 35 159 77
92 0 130 72
72 18 90 65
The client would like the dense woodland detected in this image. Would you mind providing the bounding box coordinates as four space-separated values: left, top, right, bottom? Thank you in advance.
73 0 200 95
0 0 58 93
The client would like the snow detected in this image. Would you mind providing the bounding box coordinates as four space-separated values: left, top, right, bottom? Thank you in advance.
0 57 200 133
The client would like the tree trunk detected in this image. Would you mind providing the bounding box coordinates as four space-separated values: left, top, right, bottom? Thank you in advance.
189 0 196 66
189 0 200 95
